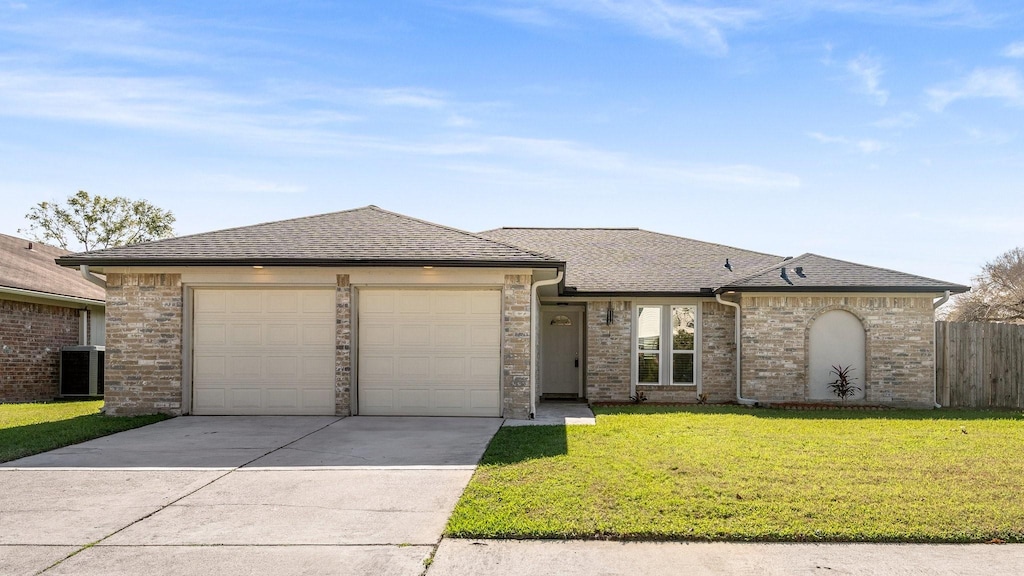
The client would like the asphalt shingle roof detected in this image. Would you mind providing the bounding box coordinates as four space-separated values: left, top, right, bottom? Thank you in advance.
477 228 783 294
1 233 105 302
722 253 970 293
56 206 562 268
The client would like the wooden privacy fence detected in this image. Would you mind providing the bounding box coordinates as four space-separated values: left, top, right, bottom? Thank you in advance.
935 321 1024 409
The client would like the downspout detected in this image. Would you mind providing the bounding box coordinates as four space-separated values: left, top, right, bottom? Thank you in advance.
716 292 757 406
80 265 106 289
530 270 564 419
932 290 951 409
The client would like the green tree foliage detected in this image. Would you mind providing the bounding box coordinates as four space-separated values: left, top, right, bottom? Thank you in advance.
945 247 1024 324
21 190 175 251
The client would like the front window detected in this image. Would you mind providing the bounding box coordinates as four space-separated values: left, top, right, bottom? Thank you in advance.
636 304 698 386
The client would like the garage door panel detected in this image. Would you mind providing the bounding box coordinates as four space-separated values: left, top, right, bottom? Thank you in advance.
435 357 465 378
229 356 262 378
302 324 334 346
302 356 334 378
266 291 299 313
470 293 500 314
266 388 298 409
358 289 500 417
470 325 499 347
434 389 465 409
194 324 227 345
360 356 394 378
194 355 226 378
360 324 395 346
195 388 226 410
192 288 335 416
435 325 466 347
398 356 430 377
397 292 430 313
435 293 467 314
302 290 335 313
470 390 499 410
229 291 262 313
231 388 262 408
195 290 227 313
399 325 431 346
229 324 262 346
266 324 298 345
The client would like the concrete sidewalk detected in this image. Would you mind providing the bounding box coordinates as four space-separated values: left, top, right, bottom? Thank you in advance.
426 539 1024 576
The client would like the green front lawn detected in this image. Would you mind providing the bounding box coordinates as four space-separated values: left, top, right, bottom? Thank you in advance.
0 400 169 463
448 406 1024 542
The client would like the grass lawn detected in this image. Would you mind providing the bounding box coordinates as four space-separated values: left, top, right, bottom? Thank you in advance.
447 406 1024 542
0 400 169 463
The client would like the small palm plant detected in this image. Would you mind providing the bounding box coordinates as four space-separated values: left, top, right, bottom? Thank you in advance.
828 364 861 403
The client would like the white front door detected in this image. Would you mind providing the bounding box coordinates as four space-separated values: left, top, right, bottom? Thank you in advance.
357 289 501 416
191 288 336 415
541 308 582 397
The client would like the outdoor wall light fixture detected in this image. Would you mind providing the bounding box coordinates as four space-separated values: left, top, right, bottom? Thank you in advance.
606 302 614 325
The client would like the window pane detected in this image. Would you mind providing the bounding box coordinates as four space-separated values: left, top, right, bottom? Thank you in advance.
673 353 694 384
637 306 661 351
638 353 660 384
672 306 696 351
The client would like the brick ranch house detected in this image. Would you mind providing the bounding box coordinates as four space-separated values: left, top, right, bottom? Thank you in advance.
1 233 106 402
55 206 967 417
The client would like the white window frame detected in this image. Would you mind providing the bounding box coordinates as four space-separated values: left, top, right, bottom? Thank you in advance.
631 301 702 392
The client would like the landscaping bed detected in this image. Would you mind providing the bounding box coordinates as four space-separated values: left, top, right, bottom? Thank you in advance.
447 405 1024 542
0 400 169 463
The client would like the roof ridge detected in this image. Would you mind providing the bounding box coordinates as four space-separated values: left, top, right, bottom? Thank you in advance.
718 253 796 289
365 207 561 262
481 227 641 231
637 228 784 260
800 252 968 287
67 205 377 258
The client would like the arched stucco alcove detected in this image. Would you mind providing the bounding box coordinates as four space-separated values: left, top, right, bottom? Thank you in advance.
808 309 866 400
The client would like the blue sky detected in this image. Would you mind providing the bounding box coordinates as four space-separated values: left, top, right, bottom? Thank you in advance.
1 1 1022 285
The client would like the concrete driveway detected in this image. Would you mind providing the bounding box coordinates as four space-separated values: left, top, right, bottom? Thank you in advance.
0 415 501 576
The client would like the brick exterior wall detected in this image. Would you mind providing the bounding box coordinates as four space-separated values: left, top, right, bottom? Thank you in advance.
740 294 936 407
335 274 352 416
104 273 183 415
502 274 532 419
0 299 80 402
701 301 737 403
585 300 632 403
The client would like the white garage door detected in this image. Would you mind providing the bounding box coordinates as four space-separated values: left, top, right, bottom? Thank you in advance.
358 289 501 416
192 288 336 415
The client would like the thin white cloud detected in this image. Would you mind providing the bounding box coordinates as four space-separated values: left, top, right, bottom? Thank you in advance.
872 111 918 129
454 0 761 55
456 0 996 56
1002 41 1024 58
927 67 1024 111
807 131 890 154
365 88 448 109
847 54 888 105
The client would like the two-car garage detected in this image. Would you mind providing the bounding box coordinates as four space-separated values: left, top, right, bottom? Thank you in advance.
190 287 502 417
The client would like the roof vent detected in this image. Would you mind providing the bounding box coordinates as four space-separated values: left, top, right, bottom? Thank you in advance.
724 258 732 271
780 267 793 285
794 266 805 278
26 241 33 250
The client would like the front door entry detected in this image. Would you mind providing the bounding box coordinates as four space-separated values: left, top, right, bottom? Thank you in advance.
541 308 582 397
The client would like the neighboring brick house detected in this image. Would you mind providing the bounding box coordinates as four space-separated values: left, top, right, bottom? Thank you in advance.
55 206 966 417
1 234 106 402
